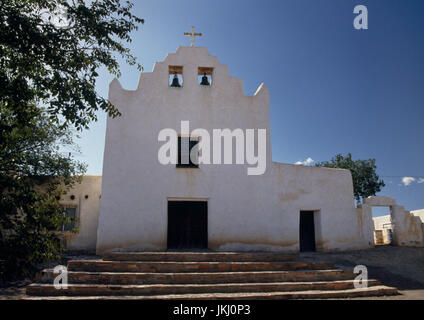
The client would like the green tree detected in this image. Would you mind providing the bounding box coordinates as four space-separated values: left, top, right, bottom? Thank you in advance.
0 0 144 129
0 104 86 279
315 153 385 203
0 0 143 279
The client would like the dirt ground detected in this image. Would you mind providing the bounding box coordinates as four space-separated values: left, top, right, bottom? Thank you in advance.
302 245 424 299
1 246 423 300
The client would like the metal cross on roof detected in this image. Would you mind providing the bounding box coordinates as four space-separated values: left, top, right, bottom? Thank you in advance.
184 26 202 47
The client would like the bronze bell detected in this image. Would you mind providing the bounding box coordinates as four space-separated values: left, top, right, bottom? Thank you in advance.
170 73 181 87
200 73 210 86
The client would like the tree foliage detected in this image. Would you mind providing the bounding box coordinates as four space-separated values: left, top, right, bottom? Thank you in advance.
0 0 143 280
0 0 144 129
315 153 385 202
0 104 86 279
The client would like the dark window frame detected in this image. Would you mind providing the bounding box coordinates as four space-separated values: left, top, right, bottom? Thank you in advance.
62 206 78 232
177 136 199 168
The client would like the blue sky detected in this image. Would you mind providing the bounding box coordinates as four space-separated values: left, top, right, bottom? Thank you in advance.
74 0 424 215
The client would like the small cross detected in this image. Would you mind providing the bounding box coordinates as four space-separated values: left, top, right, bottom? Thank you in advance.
184 26 202 47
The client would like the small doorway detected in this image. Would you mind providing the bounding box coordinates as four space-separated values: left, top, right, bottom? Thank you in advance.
167 201 208 250
372 206 393 245
299 211 316 252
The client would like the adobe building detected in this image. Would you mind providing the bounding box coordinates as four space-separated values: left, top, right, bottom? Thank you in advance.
58 46 424 254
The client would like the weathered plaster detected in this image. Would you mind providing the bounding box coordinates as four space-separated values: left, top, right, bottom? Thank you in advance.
364 197 424 247
411 209 424 223
391 205 424 247
364 196 396 207
59 175 101 251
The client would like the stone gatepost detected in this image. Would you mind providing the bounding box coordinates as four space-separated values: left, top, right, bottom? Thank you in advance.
357 203 374 247
390 205 403 246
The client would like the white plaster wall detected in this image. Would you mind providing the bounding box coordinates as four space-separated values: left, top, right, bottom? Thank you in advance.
410 209 424 246
357 204 375 247
96 47 366 254
391 205 424 247
360 198 423 247
363 196 396 207
411 209 424 223
59 176 102 251
373 215 391 230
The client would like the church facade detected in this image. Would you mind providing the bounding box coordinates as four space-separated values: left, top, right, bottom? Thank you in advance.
91 46 373 254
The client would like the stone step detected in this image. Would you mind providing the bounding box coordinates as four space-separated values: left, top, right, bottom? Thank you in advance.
102 252 298 262
37 269 355 285
23 285 398 300
26 279 381 296
67 260 334 273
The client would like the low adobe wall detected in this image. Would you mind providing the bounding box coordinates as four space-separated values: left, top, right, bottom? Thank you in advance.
360 196 424 247
58 175 102 251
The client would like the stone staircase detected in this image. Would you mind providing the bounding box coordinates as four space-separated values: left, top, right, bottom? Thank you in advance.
25 252 398 299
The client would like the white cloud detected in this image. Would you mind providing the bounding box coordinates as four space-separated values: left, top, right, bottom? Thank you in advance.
401 177 416 186
295 157 314 166
418 178 424 184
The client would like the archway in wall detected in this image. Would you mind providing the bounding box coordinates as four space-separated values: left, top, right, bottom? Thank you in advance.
372 206 393 245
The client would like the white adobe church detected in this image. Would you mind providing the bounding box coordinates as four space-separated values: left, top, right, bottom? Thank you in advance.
59 39 424 254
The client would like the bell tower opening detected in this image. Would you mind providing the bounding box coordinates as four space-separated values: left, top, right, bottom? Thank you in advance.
169 65 183 87
198 67 213 86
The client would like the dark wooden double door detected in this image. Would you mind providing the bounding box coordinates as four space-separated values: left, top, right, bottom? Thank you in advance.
167 201 208 250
